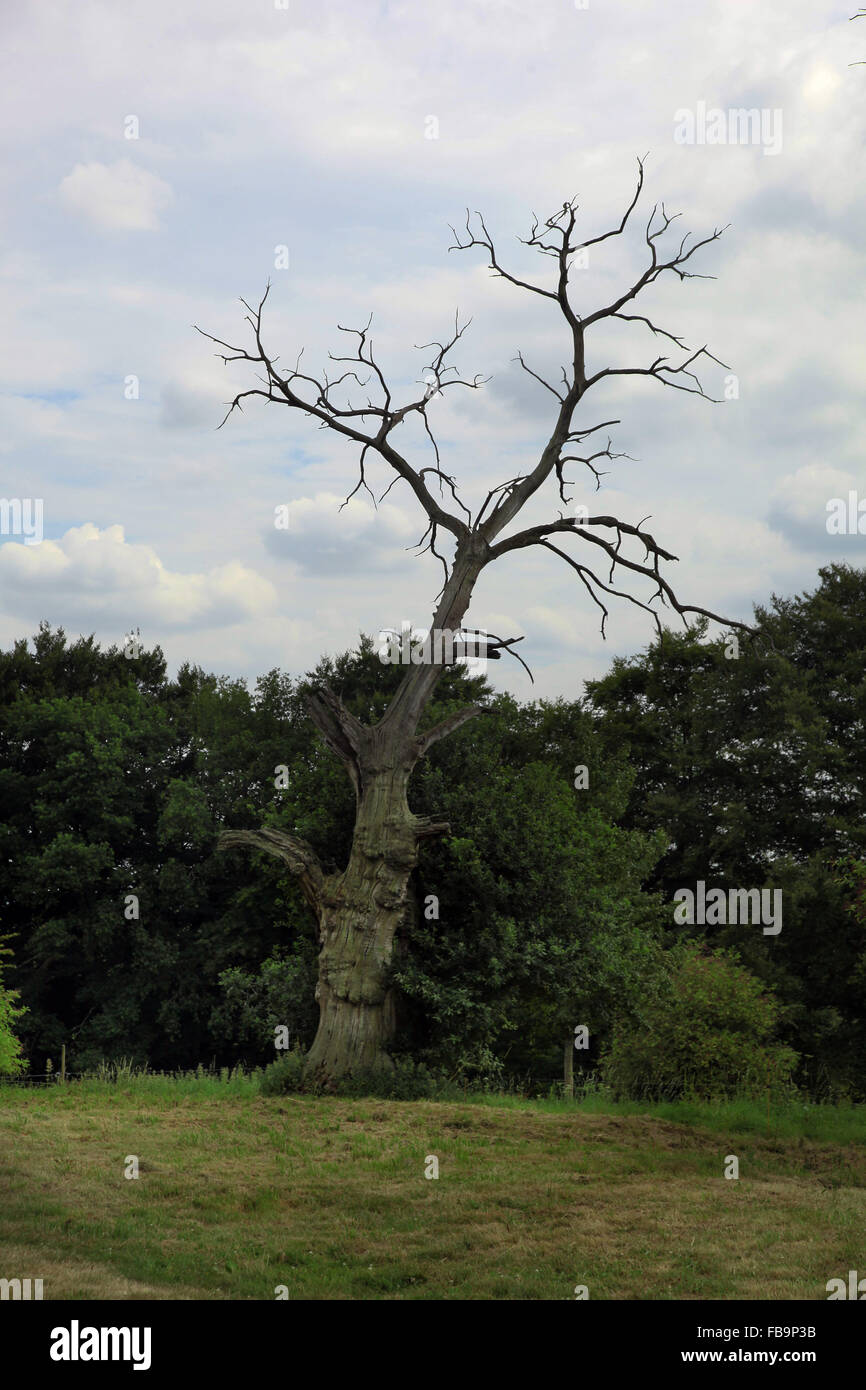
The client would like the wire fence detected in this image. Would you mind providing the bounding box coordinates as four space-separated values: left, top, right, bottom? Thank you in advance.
0 1072 85 1087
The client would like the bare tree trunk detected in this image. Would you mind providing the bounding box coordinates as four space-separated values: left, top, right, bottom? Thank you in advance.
299 549 484 1078
304 765 418 1077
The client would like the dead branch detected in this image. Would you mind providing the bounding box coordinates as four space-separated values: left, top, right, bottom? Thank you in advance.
195 291 487 562
218 827 325 913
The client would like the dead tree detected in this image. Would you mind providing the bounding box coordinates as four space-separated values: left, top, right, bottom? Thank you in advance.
198 159 749 1080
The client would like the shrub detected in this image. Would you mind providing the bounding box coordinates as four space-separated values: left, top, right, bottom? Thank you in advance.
600 942 799 1101
210 950 318 1066
0 936 27 1077
259 1046 307 1096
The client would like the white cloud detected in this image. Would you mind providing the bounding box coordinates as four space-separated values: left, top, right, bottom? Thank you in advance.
58 160 173 231
0 523 276 629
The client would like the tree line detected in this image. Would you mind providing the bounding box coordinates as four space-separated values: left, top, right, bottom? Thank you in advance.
0 562 863 1098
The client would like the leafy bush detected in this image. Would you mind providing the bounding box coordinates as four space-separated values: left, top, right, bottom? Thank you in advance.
259 1046 307 1095
600 943 799 1101
210 949 319 1066
0 936 27 1077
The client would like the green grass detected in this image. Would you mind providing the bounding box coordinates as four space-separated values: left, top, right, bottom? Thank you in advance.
483 1093 866 1147
1 1077 863 1300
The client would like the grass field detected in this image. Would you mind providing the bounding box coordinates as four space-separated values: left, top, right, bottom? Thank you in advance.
1 1078 864 1300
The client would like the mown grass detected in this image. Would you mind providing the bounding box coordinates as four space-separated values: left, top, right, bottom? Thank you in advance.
0 1078 863 1300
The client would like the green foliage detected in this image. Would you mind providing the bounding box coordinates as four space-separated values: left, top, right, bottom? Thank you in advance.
0 626 319 1070
1 623 668 1083
601 943 799 1101
0 936 27 1076
259 1046 308 1095
4 571 865 1101
587 563 866 1097
210 949 319 1064
396 695 667 1078
326 1059 463 1100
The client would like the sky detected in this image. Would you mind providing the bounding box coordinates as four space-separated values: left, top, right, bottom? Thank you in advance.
1 0 864 700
